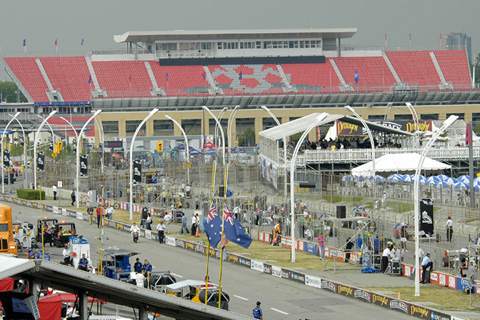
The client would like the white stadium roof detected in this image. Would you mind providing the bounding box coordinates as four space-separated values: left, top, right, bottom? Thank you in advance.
114 28 357 43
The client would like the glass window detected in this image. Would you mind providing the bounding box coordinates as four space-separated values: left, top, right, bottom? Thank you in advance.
103 121 119 134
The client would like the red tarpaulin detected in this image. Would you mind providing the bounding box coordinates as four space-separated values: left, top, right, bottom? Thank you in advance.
0 278 15 306
38 294 63 320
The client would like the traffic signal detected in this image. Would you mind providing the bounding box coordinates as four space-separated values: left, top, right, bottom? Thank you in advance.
73 139 77 153
54 143 59 154
49 139 54 152
157 141 163 152
56 140 63 151
8 143 11 151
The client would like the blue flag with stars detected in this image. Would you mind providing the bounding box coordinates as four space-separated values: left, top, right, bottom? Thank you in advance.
354 69 359 84
205 203 222 248
223 205 252 249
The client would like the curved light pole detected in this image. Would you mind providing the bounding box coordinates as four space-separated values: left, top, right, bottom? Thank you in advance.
129 108 159 220
59 116 79 141
203 106 226 167
406 102 420 147
37 114 55 149
290 113 328 262
165 115 190 184
94 116 105 174
34 111 57 190
261 106 288 209
213 107 228 160
1 112 21 193
227 105 241 162
8 114 27 189
345 106 376 216
76 110 102 208
414 115 458 296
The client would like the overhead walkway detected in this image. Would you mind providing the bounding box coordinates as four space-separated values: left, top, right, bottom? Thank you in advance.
0 255 248 320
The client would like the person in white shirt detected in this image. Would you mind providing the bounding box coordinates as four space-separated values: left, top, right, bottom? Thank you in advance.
185 185 192 198
156 220 166 243
190 214 197 236
130 222 140 234
420 253 433 283
446 216 454 242
52 185 57 200
381 245 392 273
106 204 114 220
164 212 172 234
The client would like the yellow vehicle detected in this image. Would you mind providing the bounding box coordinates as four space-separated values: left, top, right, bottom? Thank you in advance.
165 280 230 310
0 205 18 255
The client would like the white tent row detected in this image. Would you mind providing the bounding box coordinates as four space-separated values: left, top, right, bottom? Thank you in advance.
351 153 451 176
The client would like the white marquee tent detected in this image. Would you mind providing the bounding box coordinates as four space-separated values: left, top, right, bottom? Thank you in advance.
351 153 451 176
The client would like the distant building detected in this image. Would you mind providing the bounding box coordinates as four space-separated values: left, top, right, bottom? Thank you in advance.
440 32 472 61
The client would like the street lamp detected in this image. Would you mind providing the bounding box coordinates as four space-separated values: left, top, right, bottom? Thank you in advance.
76 110 102 208
165 115 190 184
345 106 376 217
261 106 288 211
202 106 226 167
227 106 241 163
290 113 328 262
34 111 57 190
413 115 458 296
129 108 159 220
8 114 27 189
406 103 420 147
1 112 21 193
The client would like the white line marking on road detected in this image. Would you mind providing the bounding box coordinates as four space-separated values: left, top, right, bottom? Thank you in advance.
234 295 248 301
271 308 288 315
171 273 183 278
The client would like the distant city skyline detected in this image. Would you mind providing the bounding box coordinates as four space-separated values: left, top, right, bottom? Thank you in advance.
1 0 478 80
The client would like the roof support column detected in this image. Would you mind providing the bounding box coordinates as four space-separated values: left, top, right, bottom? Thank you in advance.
139 305 148 320
79 290 88 320
338 38 342 58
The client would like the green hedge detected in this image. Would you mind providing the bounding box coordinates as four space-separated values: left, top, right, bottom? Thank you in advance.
17 189 45 200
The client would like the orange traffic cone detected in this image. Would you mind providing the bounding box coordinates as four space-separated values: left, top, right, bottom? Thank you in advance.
195 229 199 237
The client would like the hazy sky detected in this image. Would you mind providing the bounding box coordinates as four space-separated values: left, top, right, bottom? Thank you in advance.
1 0 478 80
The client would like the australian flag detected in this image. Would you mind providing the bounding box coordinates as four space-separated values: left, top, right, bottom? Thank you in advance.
354 69 359 84
205 203 222 248
223 205 252 249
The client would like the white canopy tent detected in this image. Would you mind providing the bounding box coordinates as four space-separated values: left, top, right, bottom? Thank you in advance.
351 153 451 176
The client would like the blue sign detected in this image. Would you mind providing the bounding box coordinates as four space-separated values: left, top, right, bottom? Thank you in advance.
0 130 11 135
304 242 317 255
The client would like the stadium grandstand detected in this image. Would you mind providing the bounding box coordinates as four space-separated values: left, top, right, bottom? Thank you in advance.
1 28 479 145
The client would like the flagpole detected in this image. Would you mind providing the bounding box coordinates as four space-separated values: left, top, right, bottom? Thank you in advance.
218 164 228 309
204 160 216 305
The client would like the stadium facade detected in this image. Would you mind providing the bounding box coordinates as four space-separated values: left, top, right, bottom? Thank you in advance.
0 28 479 147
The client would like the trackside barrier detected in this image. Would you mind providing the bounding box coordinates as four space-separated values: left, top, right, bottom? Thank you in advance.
3 195 472 319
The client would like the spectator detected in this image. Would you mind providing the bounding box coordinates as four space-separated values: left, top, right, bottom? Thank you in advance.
179 213 188 235
71 190 76 206
106 204 114 220
317 232 325 260
381 244 392 273
446 216 453 242
345 237 354 263
195 213 202 234
141 207 149 228
164 211 172 234
146 215 152 230
373 235 380 254
96 205 103 228
78 254 89 271
156 220 166 244
355 234 363 250
133 258 142 273
52 185 57 200
190 214 197 236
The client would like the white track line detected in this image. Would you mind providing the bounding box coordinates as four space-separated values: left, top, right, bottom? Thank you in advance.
233 295 248 301
171 273 183 278
271 308 288 315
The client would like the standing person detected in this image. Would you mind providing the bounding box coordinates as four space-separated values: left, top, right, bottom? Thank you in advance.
133 258 143 273
382 191 387 209
355 234 363 250
52 185 57 200
381 244 392 273
156 220 166 244
252 301 263 319
106 204 114 220
420 253 433 283
195 213 202 234
71 190 76 206
164 211 172 234
345 237 354 263
135 271 145 288
87 206 94 225
25 227 32 250
446 216 453 242
373 235 381 254
317 232 325 260
190 214 197 236
143 259 152 278
141 207 149 228
185 184 191 199
96 205 103 228
179 213 188 235
146 215 152 230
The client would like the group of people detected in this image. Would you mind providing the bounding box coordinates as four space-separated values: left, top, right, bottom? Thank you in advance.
178 212 203 236
132 258 153 287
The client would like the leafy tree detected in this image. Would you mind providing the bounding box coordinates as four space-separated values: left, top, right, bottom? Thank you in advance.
0 81 27 103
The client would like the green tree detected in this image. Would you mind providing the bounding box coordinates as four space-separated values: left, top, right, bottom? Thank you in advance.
0 81 27 103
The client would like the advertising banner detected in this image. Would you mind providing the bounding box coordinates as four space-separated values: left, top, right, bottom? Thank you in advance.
372 293 390 309
389 300 410 315
321 279 337 293
419 198 434 236
353 288 372 303
305 275 322 289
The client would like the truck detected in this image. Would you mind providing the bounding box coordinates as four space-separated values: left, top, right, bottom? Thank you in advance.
0 205 18 255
